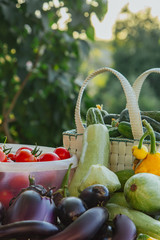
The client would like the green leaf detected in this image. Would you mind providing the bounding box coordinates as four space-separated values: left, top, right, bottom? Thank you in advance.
86 26 95 41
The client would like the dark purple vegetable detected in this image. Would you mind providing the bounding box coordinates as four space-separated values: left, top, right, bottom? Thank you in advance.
3 184 56 225
0 202 5 223
0 220 59 239
112 214 137 240
57 196 87 226
92 223 114 240
44 206 109 240
79 184 110 208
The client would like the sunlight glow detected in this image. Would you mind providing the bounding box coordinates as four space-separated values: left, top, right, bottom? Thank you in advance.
92 0 160 41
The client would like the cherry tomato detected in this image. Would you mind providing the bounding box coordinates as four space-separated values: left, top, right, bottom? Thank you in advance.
0 190 13 208
15 149 37 162
7 153 16 161
0 149 7 162
15 147 33 155
7 174 29 195
53 147 71 160
37 152 60 162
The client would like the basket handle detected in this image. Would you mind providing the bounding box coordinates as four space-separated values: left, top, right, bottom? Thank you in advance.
75 67 143 139
132 68 160 101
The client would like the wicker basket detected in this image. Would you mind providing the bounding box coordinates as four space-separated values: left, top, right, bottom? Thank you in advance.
63 67 160 172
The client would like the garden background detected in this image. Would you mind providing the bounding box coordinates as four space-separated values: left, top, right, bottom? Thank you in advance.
0 0 160 147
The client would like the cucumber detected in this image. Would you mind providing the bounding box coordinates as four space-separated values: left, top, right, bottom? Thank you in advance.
118 121 134 139
119 109 160 124
119 108 130 122
86 107 104 126
69 124 110 196
118 121 160 141
108 192 130 208
109 127 121 138
141 111 160 123
141 115 160 133
124 173 160 215
115 169 135 191
137 233 157 240
106 203 160 239
103 114 120 125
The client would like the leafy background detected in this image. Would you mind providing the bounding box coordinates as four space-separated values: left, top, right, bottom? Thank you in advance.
0 1 160 147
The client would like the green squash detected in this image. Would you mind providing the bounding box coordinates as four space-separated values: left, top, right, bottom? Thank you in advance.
124 173 160 215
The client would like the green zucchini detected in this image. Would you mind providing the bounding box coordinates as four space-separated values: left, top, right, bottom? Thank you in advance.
108 192 130 208
136 233 158 240
69 124 110 196
115 169 135 191
106 203 160 239
86 107 104 126
103 113 120 125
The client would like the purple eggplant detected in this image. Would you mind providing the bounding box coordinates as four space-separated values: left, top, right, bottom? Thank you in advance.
0 202 5 223
112 214 137 240
0 220 59 239
3 184 56 225
44 206 109 240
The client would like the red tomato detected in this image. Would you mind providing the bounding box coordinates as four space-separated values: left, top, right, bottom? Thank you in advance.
7 174 29 195
37 152 60 162
0 149 7 162
7 153 16 161
15 147 33 155
15 149 37 162
54 147 71 160
0 190 13 208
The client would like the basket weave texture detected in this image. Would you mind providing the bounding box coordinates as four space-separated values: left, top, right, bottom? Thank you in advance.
63 67 160 172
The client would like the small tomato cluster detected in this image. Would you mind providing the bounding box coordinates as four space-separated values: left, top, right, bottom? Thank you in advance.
0 146 71 163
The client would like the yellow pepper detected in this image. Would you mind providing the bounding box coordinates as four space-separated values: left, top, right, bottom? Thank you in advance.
132 128 149 160
134 119 160 176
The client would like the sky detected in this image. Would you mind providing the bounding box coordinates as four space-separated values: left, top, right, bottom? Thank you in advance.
92 0 160 40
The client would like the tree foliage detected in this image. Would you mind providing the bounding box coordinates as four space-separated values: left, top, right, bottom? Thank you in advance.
94 6 160 113
0 0 107 146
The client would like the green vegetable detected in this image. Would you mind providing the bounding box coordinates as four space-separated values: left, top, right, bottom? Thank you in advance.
108 126 121 138
69 124 110 196
119 109 160 123
118 121 160 141
124 173 160 215
108 192 130 208
115 169 135 191
79 164 121 193
106 203 160 239
136 233 158 240
141 111 160 123
103 113 120 125
142 115 160 133
86 107 104 127
118 121 134 139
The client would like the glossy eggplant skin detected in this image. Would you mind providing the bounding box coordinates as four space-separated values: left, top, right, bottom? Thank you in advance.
4 189 56 224
57 196 87 226
79 184 110 208
0 220 59 239
44 206 109 240
112 214 137 240
0 202 5 223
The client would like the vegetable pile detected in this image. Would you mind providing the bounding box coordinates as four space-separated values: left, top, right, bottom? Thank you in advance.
0 145 71 163
1 105 160 239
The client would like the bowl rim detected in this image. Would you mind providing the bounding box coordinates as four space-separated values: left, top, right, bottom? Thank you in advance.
0 143 78 172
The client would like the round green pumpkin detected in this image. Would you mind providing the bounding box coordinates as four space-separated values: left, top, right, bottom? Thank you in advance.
124 173 160 215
